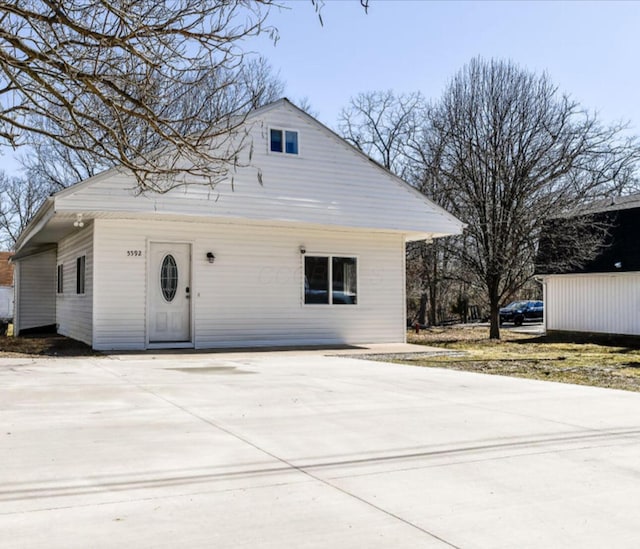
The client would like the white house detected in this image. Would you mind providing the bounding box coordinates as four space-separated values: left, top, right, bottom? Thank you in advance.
12 99 463 350
537 195 640 339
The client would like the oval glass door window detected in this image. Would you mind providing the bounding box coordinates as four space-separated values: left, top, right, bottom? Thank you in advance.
160 254 178 302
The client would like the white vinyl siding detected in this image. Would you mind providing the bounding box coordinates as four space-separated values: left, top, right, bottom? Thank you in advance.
545 273 640 336
53 102 461 239
92 218 405 351
0 286 12 319
92 220 146 350
15 249 56 332
56 222 93 345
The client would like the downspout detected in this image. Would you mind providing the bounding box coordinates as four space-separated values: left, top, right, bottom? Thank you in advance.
402 235 407 343
534 275 547 334
12 261 19 336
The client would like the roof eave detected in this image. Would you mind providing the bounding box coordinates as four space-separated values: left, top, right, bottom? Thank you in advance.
14 197 56 253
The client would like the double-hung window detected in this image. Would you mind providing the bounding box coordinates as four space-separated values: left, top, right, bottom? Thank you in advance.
304 256 357 305
270 129 299 155
76 255 86 294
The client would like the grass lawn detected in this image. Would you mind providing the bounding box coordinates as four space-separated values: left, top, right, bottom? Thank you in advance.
403 324 640 392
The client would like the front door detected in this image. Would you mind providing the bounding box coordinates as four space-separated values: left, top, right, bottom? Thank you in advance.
148 242 191 343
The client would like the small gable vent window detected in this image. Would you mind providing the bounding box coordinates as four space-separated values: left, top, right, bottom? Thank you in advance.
270 129 298 155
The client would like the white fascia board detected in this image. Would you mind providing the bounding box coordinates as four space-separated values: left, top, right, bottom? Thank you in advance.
13 198 55 253
53 166 123 200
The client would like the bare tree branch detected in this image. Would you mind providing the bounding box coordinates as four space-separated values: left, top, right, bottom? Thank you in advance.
0 0 281 191
0 56 285 247
338 90 426 179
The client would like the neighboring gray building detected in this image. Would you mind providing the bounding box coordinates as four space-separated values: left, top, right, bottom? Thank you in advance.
537 195 640 338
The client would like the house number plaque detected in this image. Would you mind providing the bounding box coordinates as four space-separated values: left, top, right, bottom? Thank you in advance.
127 250 143 256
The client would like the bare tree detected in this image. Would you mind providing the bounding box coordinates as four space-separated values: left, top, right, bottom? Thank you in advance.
0 171 50 246
338 90 426 178
16 56 285 190
291 96 319 118
406 238 460 326
424 57 639 338
0 0 280 192
338 90 465 325
0 56 286 247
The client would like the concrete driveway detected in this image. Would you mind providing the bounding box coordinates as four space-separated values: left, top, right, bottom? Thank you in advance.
2 349 640 548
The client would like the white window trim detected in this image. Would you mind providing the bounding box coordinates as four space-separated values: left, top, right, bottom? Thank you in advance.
268 127 301 156
302 253 359 307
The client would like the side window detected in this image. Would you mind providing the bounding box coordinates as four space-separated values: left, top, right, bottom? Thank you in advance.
304 256 329 304
332 257 357 305
285 130 298 154
270 129 283 153
270 128 298 155
57 264 64 294
304 255 357 305
76 255 86 294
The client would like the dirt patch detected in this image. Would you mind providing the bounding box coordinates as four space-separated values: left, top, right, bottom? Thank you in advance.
0 334 99 357
397 325 640 392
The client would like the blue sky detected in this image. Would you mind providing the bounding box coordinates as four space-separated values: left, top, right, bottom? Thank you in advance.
256 0 640 131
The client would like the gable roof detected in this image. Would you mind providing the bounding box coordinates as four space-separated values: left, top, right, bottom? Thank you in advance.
15 99 464 256
537 199 640 275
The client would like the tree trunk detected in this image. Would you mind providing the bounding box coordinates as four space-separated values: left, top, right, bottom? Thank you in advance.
489 304 500 339
428 246 438 325
418 293 427 326
428 286 437 325
487 276 500 339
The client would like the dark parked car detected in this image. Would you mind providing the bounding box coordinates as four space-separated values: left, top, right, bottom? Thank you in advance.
499 300 544 326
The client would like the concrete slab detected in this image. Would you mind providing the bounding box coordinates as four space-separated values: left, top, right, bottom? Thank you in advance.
1 352 640 548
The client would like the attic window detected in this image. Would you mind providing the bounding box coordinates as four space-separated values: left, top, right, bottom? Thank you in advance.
270 129 298 155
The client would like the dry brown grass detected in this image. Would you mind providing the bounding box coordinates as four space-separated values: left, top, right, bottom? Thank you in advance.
0 334 98 357
404 325 640 392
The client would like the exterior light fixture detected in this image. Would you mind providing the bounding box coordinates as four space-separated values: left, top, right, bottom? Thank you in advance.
299 246 306 255
206 252 216 264
73 214 84 228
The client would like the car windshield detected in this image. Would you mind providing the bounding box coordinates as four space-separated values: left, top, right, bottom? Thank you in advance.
505 301 528 310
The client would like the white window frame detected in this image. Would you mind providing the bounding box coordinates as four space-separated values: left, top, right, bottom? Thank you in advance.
302 254 359 306
268 127 300 156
